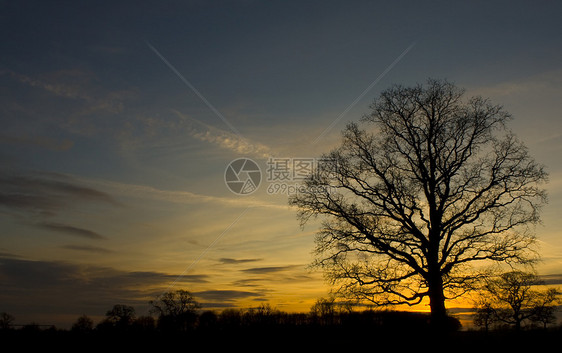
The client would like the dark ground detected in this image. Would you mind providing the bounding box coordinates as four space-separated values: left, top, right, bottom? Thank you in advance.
2 324 560 352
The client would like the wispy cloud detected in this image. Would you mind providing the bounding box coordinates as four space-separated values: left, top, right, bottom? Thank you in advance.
8 69 95 100
7 69 135 114
468 68 562 99
173 110 273 159
2 69 137 140
76 172 288 210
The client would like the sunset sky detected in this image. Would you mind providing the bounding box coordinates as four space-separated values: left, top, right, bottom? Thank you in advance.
1 0 562 328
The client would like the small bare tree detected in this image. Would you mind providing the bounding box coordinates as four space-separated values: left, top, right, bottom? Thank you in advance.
105 304 136 328
290 79 548 326
71 314 94 332
0 312 15 330
149 290 200 331
310 297 338 325
473 299 495 332
477 271 560 330
530 288 560 329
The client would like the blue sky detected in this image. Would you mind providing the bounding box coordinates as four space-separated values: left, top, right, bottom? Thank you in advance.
1 0 562 327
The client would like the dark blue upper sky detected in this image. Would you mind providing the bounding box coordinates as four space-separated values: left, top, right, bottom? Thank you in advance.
4 1 560 118
3 0 561 180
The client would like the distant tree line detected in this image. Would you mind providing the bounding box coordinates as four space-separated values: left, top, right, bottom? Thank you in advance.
1 273 559 336
0 290 458 335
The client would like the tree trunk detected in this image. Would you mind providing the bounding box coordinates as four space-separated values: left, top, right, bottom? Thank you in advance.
428 274 447 329
514 316 521 331
427 229 447 330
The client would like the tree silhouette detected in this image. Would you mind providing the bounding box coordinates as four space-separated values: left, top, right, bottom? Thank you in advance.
149 290 200 331
290 79 548 327
105 304 136 329
310 297 338 325
71 314 94 333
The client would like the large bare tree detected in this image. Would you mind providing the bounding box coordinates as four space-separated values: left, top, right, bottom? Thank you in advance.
290 79 547 326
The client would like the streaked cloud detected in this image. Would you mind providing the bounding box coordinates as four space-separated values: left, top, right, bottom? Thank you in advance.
241 265 303 274
61 245 114 254
219 258 263 265
0 256 210 290
0 256 211 325
231 278 264 288
541 274 562 285
0 250 22 258
193 290 265 302
0 170 121 217
37 222 106 240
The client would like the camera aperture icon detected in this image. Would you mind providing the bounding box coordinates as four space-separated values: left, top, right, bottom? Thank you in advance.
225 158 261 195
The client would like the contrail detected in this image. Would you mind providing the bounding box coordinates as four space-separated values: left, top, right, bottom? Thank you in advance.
311 42 416 145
